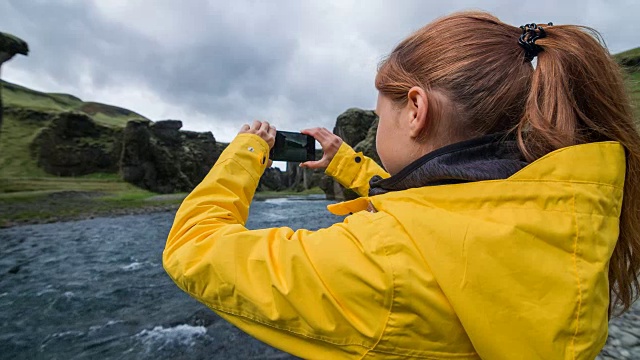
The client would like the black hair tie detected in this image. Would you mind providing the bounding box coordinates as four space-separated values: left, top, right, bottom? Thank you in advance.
518 22 553 62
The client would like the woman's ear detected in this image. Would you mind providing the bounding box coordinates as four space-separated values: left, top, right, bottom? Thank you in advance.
406 86 429 139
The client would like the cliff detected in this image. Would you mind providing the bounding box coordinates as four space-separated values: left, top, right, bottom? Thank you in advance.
0 80 320 194
0 32 28 142
321 108 381 200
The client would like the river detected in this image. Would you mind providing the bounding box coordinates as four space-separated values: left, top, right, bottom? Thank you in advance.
0 195 340 360
1 195 639 359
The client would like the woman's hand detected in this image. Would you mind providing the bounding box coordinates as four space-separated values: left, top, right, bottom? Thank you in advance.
239 120 276 149
299 127 343 169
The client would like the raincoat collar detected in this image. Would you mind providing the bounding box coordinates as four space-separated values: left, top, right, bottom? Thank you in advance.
368 132 529 196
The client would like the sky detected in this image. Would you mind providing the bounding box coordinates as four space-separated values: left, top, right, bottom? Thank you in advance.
1 0 639 144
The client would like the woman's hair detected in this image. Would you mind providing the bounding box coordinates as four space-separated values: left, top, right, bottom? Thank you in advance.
375 11 640 315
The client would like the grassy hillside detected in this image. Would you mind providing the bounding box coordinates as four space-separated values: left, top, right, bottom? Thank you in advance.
615 47 640 117
0 81 164 226
1 80 147 127
0 80 148 180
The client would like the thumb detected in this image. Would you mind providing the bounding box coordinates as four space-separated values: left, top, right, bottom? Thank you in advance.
299 159 326 169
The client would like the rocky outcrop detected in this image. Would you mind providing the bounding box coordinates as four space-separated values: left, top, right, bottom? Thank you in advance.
30 112 123 176
258 168 288 191
19 102 379 195
322 108 381 200
353 117 381 165
333 108 377 148
258 161 324 192
0 32 29 140
26 112 223 193
120 120 219 193
618 54 640 69
0 32 29 58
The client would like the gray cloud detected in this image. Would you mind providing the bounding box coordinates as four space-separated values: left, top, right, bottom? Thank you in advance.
1 0 639 142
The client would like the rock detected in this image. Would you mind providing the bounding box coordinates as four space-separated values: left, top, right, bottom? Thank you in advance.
619 56 640 69
0 32 29 141
321 108 381 200
285 163 304 192
2 77 223 195
149 120 183 145
120 119 220 193
0 31 29 58
619 332 639 347
30 112 123 176
333 108 377 147
279 162 324 193
353 117 381 165
619 349 631 358
598 300 640 358
259 168 287 191
3 107 56 124
305 168 325 190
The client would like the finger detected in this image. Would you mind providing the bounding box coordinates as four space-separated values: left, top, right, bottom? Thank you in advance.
252 120 262 131
301 127 328 141
268 125 276 137
299 161 324 169
301 128 319 137
315 128 336 144
319 127 338 142
239 124 250 132
259 121 270 133
300 157 329 169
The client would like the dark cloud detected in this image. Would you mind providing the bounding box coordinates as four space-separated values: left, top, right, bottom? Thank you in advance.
1 0 639 141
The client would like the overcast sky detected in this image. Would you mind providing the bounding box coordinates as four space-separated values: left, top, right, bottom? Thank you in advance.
1 0 639 143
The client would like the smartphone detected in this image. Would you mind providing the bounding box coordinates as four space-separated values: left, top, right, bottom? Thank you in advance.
269 131 316 162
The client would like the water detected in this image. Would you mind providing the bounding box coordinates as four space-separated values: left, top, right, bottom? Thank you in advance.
0 195 343 360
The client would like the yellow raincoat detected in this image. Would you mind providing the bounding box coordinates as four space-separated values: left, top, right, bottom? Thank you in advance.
163 133 624 359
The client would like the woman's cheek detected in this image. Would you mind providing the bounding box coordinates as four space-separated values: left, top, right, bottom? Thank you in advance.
375 127 392 173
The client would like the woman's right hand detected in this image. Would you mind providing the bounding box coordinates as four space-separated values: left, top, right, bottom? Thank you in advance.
299 127 343 169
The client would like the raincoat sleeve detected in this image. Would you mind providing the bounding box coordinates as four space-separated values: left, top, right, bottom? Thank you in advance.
324 142 390 197
163 134 393 359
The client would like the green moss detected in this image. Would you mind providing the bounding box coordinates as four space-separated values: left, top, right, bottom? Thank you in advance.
0 79 146 178
0 177 142 194
614 47 640 62
0 113 49 178
255 187 324 199
78 172 121 180
102 190 156 202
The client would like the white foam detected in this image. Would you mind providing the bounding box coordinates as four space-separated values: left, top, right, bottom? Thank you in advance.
136 324 207 350
49 330 85 338
264 198 290 205
37 285 56 296
41 330 86 349
89 320 123 332
121 262 142 271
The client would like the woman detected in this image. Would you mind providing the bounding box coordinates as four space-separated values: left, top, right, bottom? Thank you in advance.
163 11 640 359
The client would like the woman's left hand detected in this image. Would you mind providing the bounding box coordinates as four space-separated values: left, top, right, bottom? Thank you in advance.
238 120 276 149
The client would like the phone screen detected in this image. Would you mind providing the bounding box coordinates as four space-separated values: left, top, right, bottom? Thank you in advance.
269 131 315 163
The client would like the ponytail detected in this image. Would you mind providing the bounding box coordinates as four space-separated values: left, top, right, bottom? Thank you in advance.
518 25 640 315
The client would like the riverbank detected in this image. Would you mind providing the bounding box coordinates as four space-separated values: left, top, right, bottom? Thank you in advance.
0 182 325 228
